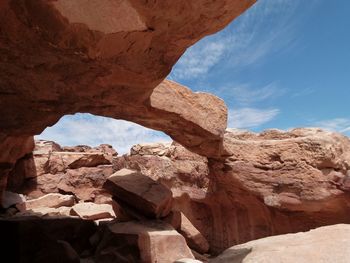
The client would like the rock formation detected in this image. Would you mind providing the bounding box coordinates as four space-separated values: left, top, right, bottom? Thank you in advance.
113 129 350 253
0 0 256 202
211 224 350 263
3 130 350 261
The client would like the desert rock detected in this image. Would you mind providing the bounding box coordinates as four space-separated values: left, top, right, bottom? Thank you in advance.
70 202 115 220
96 220 194 263
210 224 350 263
25 193 75 210
104 168 173 218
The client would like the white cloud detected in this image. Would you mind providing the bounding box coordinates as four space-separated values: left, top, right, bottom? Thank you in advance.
36 113 170 154
170 0 302 81
224 82 285 105
170 40 226 80
228 108 280 129
313 118 350 134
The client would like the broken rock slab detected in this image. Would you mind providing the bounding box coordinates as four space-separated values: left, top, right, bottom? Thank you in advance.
96 220 194 263
24 193 75 210
70 202 115 220
103 168 173 218
210 224 350 263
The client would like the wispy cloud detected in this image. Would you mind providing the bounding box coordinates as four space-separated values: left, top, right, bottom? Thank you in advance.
36 114 170 154
228 108 280 129
291 87 315 98
221 82 286 105
170 0 302 81
170 41 226 80
312 118 350 134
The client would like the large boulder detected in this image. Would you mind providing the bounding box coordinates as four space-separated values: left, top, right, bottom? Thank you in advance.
95 221 194 263
104 168 173 218
210 224 350 263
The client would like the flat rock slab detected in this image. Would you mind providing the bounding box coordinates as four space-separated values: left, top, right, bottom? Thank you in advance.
210 224 350 263
25 193 75 210
70 202 115 220
96 220 194 263
104 168 173 218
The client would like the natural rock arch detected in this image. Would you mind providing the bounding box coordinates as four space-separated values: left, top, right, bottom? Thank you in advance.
0 0 256 202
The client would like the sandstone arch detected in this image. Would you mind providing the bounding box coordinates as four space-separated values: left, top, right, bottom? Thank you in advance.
0 0 256 202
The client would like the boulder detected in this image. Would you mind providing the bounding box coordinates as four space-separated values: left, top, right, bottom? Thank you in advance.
179 213 210 254
16 206 72 218
70 202 115 220
24 193 75 210
95 221 194 263
104 168 173 218
210 224 350 263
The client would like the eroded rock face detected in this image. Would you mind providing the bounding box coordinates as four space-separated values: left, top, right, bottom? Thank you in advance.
0 0 256 182
16 140 115 202
115 130 350 254
210 224 350 263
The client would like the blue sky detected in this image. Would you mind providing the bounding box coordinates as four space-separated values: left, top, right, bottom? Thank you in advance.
37 0 350 153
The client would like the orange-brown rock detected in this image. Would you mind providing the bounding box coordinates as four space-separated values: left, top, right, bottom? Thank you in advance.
104 168 173 218
0 0 256 184
19 140 115 201
210 224 350 263
70 202 115 220
115 130 350 254
95 220 194 263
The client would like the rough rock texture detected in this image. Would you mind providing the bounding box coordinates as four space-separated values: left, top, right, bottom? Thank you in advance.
179 212 210 254
0 1 256 200
95 221 194 263
70 202 115 220
210 224 350 263
0 136 34 205
21 140 115 202
104 168 173 218
24 193 75 210
115 129 350 254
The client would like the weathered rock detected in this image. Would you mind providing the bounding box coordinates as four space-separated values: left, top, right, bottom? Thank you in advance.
0 136 34 206
16 206 72 218
210 224 350 263
22 140 115 201
179 212 210 254
95 221 194 263
114 130 350 254
104 168 173 218
1 217 97 262
70 202 115 220
7 153 37 192
115 142 209 190
25 193 75 210
188 128 350 253
0 1 256 200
